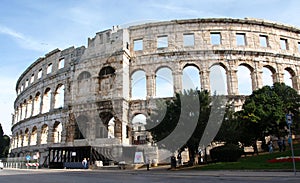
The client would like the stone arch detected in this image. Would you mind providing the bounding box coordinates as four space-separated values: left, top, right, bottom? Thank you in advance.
209 64 228 95
99 66 116 91
97 112 114 138
30 126 37 146
40 124 48 144
107 118 115 138
26 96 33 118
23 128 29 147
33 92 41 116
77 71 92 94
131 70 146 99
21 100 26 120
182 64 201 91
77 71 91 80
53 121 62 143
262 65 276 86
74 115 89 139
284 67 296 88
237 63 253 95
131 113 148 145
18 130 23 147
13 132 18 148
54 84 65 109
99 66 115 77
42 88 51 113
155 67 174 97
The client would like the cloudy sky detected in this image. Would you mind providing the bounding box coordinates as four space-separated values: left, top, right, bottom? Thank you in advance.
1 0 300 135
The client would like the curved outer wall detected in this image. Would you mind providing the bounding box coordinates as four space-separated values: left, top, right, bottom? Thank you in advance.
10 18 300 166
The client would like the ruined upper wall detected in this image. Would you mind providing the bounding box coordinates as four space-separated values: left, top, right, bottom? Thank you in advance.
128 18 300 58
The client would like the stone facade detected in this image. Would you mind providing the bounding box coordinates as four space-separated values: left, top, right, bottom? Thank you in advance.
10 18 300 166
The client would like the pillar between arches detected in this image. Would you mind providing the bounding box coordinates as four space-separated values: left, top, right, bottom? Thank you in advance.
146 74 156 98
227 69 238 95
200 70 210 91
173 70 182 93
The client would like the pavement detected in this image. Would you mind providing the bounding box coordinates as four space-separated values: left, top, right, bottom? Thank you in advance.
3 165 300 178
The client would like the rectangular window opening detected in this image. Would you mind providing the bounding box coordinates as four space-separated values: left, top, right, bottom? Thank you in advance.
30 74 34 83
236 33 246 46
58 58 65 69
280 38 288 50
38 69 42 79
25 79 29 88
298 42 300 52
210 32 221 45
259 35 268 47
47 63 52 74
133 39 143 51
157 36 168 48
183 34 195 47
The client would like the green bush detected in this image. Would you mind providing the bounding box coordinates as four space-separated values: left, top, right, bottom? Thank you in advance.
210 144 243 162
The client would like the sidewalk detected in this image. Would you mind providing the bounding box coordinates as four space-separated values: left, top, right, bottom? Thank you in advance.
135 165 300 177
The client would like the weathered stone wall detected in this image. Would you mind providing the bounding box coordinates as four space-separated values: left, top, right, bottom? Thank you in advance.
10 18 300 163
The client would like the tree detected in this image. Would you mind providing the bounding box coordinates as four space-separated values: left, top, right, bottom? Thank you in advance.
214 104 242 145
0 123 10 158
235 83 300 150
146 89 213 165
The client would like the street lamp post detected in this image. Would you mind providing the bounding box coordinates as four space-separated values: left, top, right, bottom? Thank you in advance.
286 113 296 175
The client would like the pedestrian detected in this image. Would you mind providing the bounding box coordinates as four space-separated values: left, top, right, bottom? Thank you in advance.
268 141 273 153
82 158 87 169
177 153 182 166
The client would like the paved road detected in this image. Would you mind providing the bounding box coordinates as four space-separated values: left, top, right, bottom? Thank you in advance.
1 168 300 183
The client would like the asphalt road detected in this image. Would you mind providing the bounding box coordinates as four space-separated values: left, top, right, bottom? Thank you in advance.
1 168 300 183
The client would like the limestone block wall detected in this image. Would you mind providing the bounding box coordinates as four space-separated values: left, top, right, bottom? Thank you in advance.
10 18 300 161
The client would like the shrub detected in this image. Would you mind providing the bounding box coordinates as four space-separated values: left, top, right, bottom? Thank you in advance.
210 144 243 162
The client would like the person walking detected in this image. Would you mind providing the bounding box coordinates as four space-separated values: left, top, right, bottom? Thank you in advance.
82 158 88 169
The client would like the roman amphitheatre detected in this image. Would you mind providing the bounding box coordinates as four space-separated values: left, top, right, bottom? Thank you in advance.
8 18 300 168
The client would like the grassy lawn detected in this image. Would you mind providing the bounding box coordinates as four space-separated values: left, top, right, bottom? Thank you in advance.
194 144 300 170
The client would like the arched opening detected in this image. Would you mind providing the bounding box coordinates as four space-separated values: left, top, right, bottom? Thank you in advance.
262 66 275 86
131 70 146 99
75 115 88 139
131 114 148 145
108 118 115 138
182 65 201 92
156 67 173 97
77 71 91 94
98 112 114 138
210 64 227 95
284 68 295 88
237 65 252 95
41 124 48 144
30 126 37 146
14 132 18 148
21 100 26 120
18 131 23 147
53 122 62 143
33 92 41 116
42 88 51 113
54 84 65 109
99 66 116 91
26 96 33 118
23 128 29 147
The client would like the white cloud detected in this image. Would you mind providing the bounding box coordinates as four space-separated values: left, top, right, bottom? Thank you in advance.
0 24 54 52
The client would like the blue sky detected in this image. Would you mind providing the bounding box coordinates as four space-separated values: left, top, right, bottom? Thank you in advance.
1 0 300 135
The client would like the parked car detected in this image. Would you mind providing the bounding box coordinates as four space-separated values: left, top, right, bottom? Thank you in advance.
0 160 4 169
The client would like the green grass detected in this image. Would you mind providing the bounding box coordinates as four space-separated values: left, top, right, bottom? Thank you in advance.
194 145 300 170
